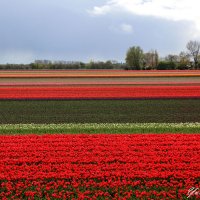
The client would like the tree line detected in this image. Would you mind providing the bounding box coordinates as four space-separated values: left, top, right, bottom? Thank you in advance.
126 40 200 70
0 40 199 70
0 61 124 70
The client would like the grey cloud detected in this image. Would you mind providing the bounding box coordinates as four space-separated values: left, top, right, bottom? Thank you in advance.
0 0 196 63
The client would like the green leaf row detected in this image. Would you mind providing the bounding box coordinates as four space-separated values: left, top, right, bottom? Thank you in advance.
0 123 200 135
1 100 200 124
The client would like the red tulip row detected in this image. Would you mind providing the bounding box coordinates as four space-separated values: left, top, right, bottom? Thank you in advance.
1 82 200 87
0 134 200 199
0 86 200 99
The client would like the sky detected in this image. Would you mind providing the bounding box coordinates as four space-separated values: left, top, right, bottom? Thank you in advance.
0 0 200 64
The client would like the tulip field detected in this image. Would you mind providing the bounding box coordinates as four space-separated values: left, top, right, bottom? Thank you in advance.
1 86 200 100
1 134 200 199
0 70 200 199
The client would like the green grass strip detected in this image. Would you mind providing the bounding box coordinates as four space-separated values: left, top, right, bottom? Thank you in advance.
0 123 200 135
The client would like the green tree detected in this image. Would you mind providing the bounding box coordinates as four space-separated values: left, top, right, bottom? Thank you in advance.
125 46 144 70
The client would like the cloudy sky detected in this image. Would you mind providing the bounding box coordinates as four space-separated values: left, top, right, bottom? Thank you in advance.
0 0 200 64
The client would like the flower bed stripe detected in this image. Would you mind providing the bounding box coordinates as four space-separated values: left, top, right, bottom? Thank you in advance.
1 99 200 124
1 70 200 78
1 123 200 134
0 86 200 99
0 134 199 199
1 82 200 87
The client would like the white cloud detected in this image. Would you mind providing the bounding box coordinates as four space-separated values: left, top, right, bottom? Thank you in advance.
120 23 133 33
89 0 200 35
87 5 111 15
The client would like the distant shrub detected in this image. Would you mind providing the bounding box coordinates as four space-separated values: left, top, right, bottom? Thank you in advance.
157 61 176 70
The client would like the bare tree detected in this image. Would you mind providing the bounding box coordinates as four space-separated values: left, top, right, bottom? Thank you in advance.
179 52 190 64
186 40 200 69
144 50 159 69
165 54 179 63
